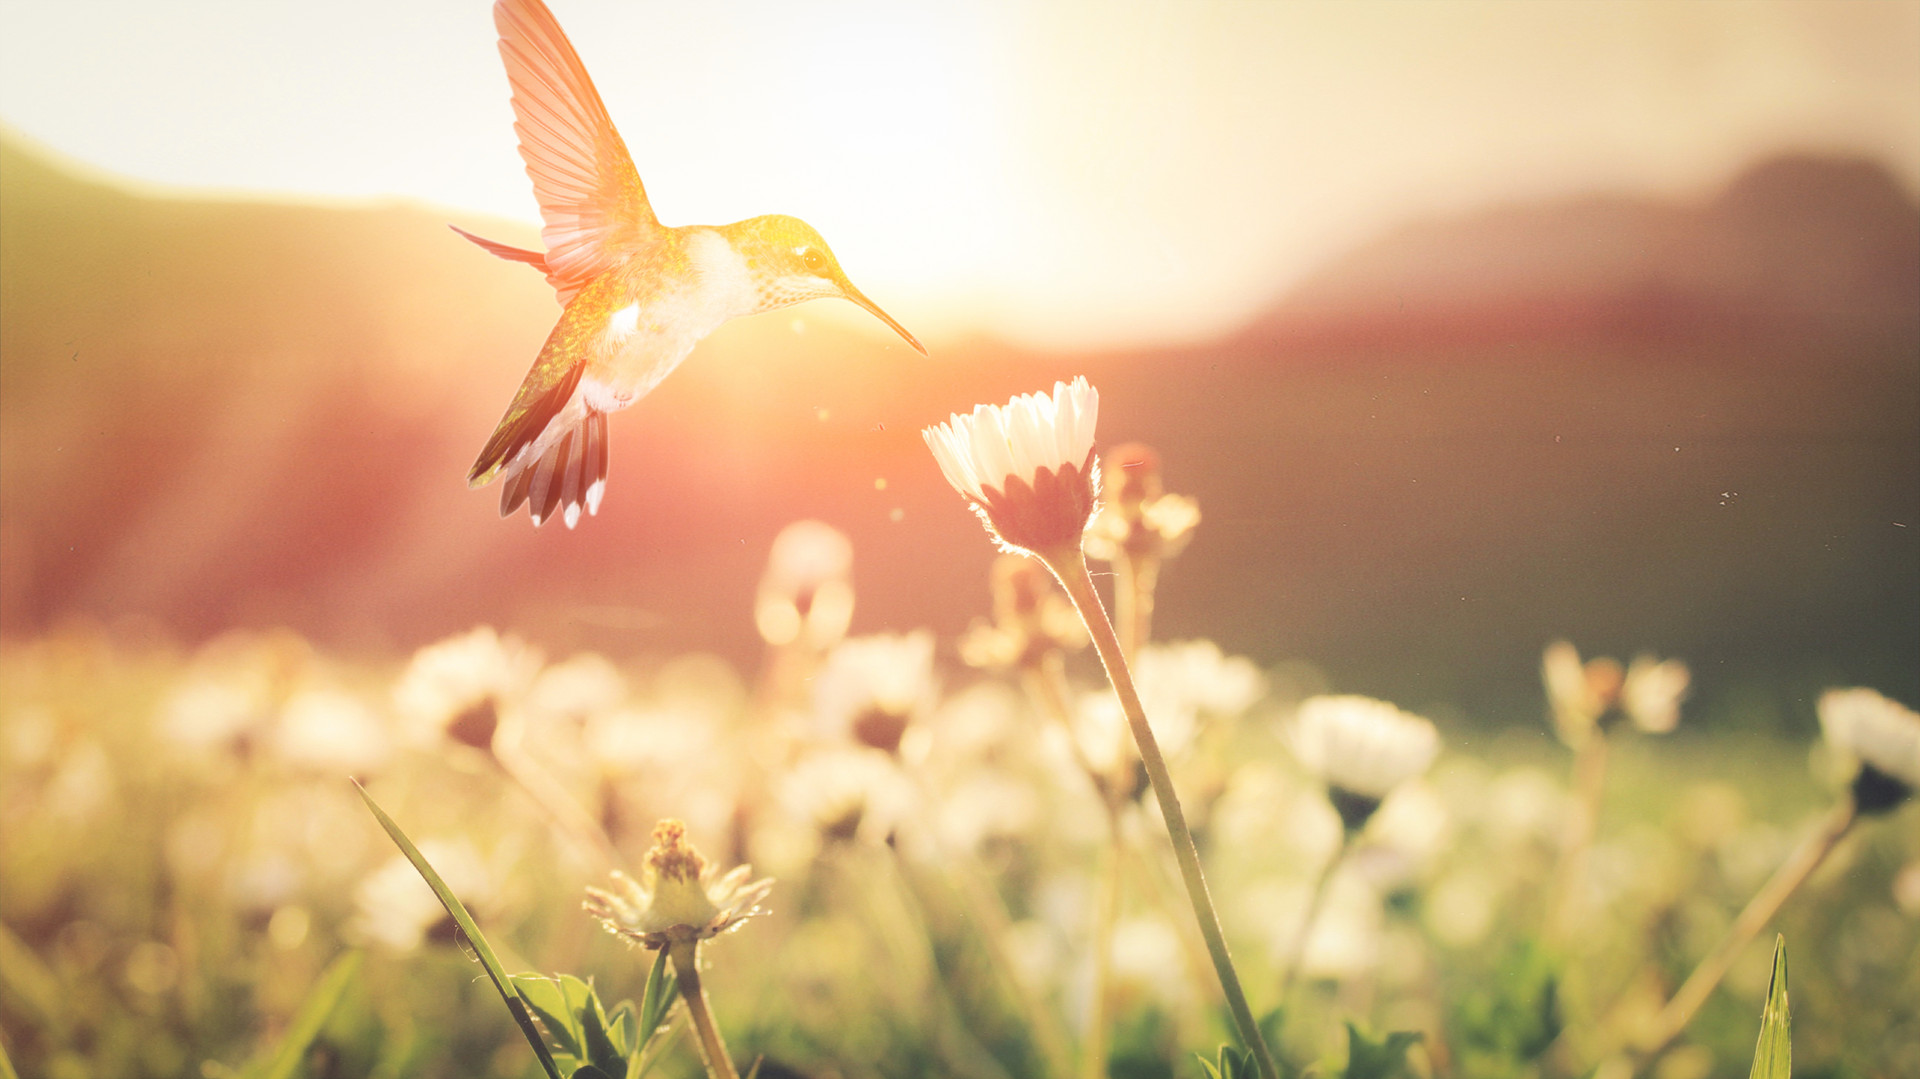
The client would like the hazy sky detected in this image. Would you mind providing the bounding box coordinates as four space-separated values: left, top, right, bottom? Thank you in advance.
2 1 1916 348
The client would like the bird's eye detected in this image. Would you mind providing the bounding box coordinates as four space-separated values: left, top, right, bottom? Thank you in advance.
799 246 829 275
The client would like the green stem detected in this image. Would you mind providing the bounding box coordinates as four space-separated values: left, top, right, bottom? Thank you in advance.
491 727 620 870
1043 546 1280 1079
1021 659 1122 1079
1632 798 1856 1072
1112 553 1160 664
1278 827 1354 1007
1545 730 1610 945
946 844 1079 1079
668 939 740 1079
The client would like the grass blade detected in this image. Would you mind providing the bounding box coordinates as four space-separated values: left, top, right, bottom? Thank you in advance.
1747 934 1790 1079
245 950 363 1079
354 780 564 1079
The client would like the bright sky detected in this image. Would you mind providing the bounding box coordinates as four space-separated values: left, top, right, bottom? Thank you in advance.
2 1 1916 348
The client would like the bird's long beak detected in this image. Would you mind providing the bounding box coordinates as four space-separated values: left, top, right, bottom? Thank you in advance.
842 282 928 356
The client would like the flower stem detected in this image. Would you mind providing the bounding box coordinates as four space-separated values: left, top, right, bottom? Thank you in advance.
1021 659 1122 1079
1544 730 1610 944
668 939 740 1079
1085 802 1124 1079
1277 827 1354 1007
1044 546 1280 1079
1112 552 1161 663
491 727 620 870
1631 798 1856 1071
944 842 1080 1079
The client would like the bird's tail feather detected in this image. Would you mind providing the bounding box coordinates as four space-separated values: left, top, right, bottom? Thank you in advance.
450 224 549 271
500 410 608 528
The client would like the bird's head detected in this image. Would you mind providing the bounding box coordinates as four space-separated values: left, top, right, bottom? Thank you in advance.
727 215 927 355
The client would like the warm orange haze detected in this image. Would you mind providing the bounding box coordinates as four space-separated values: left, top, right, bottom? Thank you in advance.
2 2 1918 1077
3 1 1917 347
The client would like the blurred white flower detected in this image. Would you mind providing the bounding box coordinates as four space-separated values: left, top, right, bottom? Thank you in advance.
1071 692 1138 777
1621 654 1689 734
958 553 1084 671
585 820 772 949
351 838 490 952
1083 442 1200 565
526 653 627 722
1353 780 1451 889
157 631 312 754
923 682 1029 775
1109 915 1187 1003
585 705 715 775
922 377 1101 557
1298 874 1382 981
1819 687 1920 811
1138 640 1266 726
392 626 541 747
935 766 1042 854
160 668 271 753
1213 762 1338 861
227 851 304 915
812 631 937 755
4 705 57 769
755 520 856 650
1062 643 1261 779
274 687 391 773
778 746 914 845
1543 640 1687 743
1482 766 1570 846
1892 861 1920 917
1288 695 1440 829
1543 640 1616 747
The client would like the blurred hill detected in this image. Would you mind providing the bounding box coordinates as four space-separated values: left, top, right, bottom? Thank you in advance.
3 134 1915 726
1251 154 1920 346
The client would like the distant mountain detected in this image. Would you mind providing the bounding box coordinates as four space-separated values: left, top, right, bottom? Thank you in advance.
3 135 1914 723
1250 155 1920 346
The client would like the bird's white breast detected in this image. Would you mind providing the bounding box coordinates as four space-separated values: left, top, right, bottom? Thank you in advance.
587 228 755 409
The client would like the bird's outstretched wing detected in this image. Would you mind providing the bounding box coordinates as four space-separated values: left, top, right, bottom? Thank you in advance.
494 0 661 304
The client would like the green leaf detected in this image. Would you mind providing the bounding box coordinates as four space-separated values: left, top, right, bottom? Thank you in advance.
1256 1008 1285 1061
512 973 585 1063
1343 1024 1422 1079
607 1002 639 1059
1195 1045 1260 1079
354 780 564 1079
244 950 363 1079
580 990 624 1076
1748 935 1791 1079
636 946 681 1048
1446 938 1561 1066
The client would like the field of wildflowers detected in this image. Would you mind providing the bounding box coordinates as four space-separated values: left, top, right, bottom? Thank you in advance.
2 380 1916 1079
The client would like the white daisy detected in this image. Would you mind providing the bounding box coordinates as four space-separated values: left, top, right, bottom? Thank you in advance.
1819 687 1920 812
922 378 1101 557
584 820 773 949
1288 695 1440 829
1621 654 1690 734
755 520 856 650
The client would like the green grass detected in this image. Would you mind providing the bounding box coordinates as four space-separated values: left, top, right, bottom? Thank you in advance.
1 626 1915 1078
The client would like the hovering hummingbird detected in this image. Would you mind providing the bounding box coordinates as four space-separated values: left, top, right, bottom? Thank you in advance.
457 0 926 528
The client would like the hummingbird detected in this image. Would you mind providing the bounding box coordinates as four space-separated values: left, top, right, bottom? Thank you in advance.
456 0 926 528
